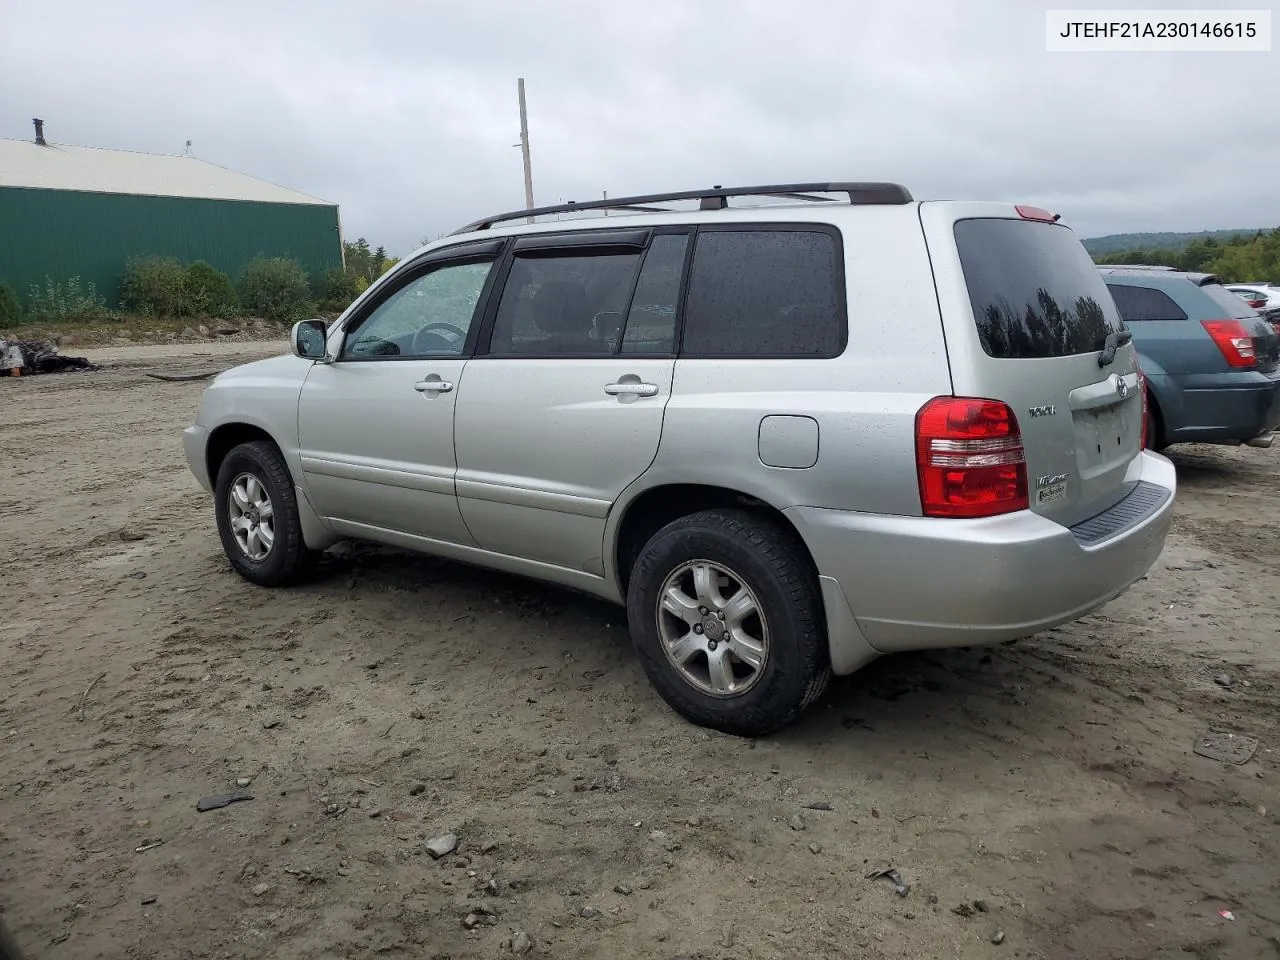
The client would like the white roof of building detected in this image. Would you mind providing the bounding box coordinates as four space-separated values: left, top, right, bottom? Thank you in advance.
0 138 333 206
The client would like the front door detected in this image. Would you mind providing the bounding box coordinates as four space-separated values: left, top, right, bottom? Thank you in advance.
297 248 500 545
453 231 690 573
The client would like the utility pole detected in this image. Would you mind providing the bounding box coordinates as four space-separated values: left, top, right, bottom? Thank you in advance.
603 190 608 216
517 78 535 223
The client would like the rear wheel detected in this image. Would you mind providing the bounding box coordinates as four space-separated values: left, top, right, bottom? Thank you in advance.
214 441 315 586
626 509 831 736
1144 398 1166 451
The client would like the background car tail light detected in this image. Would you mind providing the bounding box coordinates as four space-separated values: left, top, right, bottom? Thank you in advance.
915 397 1028 518
1245 298 1266 309
1200 319 1257 368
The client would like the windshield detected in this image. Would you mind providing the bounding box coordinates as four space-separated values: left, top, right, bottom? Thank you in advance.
1202 282 1261 319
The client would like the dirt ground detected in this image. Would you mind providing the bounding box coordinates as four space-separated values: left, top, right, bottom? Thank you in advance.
2 342 1278 960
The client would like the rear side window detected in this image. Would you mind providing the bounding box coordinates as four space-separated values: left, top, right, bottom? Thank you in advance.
954 219 1124 359
1105 283 1188 322
488 251 642 355
1201 282 1261 320
620 234 688 354
681 228 845 358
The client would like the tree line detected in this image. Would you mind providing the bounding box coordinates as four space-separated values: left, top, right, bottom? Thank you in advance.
1092 227 1280 284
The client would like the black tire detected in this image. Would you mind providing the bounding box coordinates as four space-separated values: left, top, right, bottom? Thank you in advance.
626 509 831 737
1145 404 1166 451
213 440 315 587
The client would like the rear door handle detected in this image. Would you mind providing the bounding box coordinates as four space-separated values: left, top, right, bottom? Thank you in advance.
413 378 454 393
604 381 659 397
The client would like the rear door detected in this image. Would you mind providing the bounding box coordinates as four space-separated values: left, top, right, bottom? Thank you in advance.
1104 278 1196 375
920 204 1143 528
452 229 686 573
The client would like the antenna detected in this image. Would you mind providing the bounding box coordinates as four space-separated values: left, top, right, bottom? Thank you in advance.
183 140 192 157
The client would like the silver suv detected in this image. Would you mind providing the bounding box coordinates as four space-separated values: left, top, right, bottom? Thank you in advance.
182 182 1177 736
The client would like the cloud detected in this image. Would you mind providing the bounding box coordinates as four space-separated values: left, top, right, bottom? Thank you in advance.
3 0 1276 254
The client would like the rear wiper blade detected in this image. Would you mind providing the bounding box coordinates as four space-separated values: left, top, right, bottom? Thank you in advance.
1097 328 1134 367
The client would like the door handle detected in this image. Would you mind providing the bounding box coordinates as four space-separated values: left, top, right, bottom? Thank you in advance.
413 378 454 393
604 381 659 397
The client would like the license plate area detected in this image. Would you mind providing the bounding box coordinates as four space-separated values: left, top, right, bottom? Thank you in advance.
1073 406 1131 479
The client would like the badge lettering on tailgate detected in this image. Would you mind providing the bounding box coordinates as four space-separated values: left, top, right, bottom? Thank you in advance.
1035 473 1068 505
1028 404 1057 418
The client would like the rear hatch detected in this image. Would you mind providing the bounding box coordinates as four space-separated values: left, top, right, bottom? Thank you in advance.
1199 281 1280 372
920 204 1144 528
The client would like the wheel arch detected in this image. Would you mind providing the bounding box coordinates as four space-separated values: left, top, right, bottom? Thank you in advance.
206 422 282 487
205 420 337 551
608 482 819 596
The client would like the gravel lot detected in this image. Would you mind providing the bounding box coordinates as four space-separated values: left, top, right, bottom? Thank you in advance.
2 342 1278 960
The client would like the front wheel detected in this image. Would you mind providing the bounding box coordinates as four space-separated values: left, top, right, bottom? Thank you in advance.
213 440 315 587
626 509 831 737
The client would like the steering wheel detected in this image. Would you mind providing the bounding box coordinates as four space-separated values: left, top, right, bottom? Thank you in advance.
411 322 465 356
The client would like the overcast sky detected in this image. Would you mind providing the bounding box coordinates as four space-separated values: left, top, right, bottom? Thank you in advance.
3 0 1277 256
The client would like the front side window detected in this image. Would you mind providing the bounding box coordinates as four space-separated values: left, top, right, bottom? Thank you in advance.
680 229 845 358
342 259 494 359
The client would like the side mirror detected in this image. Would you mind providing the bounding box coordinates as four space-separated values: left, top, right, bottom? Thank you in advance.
291 319 330 361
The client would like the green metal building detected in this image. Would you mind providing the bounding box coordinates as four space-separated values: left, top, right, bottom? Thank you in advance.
0 123 342 308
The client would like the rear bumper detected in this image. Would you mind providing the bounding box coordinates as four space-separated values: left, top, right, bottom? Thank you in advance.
1160 371 1280 444
183 425 213 492
786 451 1176 665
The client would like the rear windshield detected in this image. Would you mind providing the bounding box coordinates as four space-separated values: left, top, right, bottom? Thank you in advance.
954 218 1124 360
1201 282 1261 319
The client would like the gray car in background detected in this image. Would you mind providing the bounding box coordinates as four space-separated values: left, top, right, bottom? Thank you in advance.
1098 266 1280 449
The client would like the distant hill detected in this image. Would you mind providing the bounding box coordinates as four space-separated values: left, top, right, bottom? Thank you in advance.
1083 228 1270 256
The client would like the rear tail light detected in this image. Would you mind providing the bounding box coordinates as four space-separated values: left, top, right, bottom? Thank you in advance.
1200 319 1257 368
1246 298 1266 309
915 397 1028 518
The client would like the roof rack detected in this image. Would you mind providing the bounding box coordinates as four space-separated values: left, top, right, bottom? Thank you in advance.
451 181 913 235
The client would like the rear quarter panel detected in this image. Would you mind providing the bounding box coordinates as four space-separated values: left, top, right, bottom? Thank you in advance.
610 206 954 544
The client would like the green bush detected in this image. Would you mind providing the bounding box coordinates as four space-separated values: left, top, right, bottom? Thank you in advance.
0 282 22 326
318 267 361 312
121 256 190 316
120 257 238 318
185 261 238 317
238 256 312 322
27 275 113 323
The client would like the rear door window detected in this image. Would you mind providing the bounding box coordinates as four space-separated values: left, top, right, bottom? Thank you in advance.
487 251 642 356
954 219 1124 359
680 227 845 358
620 234 688 354
1105 283 1188 322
